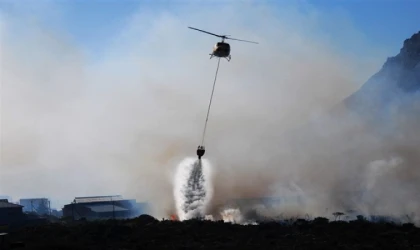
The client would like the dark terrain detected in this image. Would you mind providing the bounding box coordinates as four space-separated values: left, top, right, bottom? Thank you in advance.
6 215 420 250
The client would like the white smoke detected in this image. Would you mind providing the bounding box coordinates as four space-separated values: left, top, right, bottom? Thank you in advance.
365 157 403 192
220 208 245 224
173 157 213 221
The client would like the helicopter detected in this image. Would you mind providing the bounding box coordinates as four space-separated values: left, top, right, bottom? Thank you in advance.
188 26 258 61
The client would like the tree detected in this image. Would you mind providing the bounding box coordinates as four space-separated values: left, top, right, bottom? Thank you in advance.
333 212 344 221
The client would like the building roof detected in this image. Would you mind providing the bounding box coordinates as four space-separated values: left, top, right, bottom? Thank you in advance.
86 204 128 213
20 198 49 202
74 195 123 203
0 200 23 208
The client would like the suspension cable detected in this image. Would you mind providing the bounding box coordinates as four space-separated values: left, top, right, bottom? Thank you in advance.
200 57 221 146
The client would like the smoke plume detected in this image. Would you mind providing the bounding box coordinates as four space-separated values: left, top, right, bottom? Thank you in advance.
1 1 418 224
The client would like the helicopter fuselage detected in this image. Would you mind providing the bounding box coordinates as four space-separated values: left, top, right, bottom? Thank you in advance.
211 42 231 59
188 26 257 62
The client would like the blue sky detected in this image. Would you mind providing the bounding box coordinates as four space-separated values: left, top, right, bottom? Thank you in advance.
312 0 420 54
1 0 419 59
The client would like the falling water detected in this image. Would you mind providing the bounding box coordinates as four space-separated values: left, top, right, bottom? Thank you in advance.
173 157 213 221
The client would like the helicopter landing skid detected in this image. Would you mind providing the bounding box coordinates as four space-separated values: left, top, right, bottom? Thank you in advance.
209 54 231 62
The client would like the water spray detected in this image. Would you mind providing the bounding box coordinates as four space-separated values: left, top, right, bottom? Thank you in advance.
174 157 213 220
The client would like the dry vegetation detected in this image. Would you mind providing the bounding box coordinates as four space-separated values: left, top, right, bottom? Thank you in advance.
7 215 420 250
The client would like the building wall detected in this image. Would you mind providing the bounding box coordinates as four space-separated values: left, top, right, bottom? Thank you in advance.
63 200 149 220
19 198 50 214
0 202 49 230
62 204 91 219
0 207 25 226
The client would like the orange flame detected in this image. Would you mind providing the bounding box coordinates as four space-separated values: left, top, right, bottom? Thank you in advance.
170 214 178 221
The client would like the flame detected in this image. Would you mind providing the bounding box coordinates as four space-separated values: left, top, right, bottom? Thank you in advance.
170 214 178 221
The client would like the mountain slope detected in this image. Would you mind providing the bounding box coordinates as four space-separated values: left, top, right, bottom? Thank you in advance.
344 31 420 119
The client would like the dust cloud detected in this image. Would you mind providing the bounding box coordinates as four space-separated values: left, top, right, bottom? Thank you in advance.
2 1 417 223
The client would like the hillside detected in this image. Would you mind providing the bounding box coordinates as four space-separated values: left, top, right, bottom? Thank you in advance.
344 31 420 118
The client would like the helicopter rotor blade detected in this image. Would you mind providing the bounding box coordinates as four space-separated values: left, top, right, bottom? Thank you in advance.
188 27 224 38
226 37 258 44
